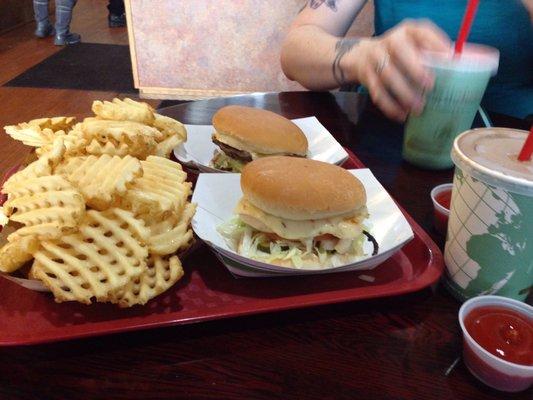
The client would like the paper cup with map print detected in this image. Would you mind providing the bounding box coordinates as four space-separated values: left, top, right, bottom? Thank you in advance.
444 128 533 301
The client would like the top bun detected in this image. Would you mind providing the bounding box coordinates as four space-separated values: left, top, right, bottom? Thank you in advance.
241 156 366 220
212 106 308 156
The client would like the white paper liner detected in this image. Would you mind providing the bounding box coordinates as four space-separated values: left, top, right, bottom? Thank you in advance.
1 273 49 292
173 116 349 172
0 242 201 293
191 169 414 277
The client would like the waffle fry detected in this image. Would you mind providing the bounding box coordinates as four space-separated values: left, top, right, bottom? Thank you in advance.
2 175 85 241
0 235 39 273
123 156 191 216
153 113 187 141
92 98 155 125
29 116 76 132
5 136 66 189
114 255 183 307
2 97 193 307
151 114 187 157
85 138 129 157
81 118 162 159
31 208 149 304
56 154 142 210
145 203 196 255
4 124 56 148
63 129 89 156
36 135 66 166
37 127 87 158
153 134 183 158
4 117 75 148
82 118 163 141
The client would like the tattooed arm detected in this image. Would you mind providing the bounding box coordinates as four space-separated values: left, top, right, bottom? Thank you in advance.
281 0 367 90
281 0 451 121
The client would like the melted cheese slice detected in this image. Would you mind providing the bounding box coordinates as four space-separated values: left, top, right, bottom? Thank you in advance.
213 132 270 160
235 199 366 240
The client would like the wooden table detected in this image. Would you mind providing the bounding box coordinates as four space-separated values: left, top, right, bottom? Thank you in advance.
0 92 530 400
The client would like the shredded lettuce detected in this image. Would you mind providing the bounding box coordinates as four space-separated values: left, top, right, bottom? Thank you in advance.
212 152 245 172
245 230 308 266
315 246 329 265
218 219 310 266
217 217 248 247
352 232 366 256
218 217 372 268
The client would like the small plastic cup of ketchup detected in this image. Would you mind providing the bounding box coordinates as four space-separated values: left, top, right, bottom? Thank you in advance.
459 295 533 392
430 183 452 235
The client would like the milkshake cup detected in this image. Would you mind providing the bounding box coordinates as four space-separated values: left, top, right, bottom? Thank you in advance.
403 44 499 170
444 128 533 301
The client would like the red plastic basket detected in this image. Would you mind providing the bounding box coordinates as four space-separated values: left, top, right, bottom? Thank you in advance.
0 150 444 346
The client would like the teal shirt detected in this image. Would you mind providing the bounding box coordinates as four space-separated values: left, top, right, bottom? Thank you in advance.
374 0 533 118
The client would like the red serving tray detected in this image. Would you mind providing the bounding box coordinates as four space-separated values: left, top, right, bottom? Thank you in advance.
0 151 444 346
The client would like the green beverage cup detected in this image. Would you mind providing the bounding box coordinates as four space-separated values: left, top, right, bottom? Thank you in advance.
402 44 499 170
444 128 533 302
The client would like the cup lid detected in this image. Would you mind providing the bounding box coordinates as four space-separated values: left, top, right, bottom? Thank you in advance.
423 43 500 75
452 128 533 196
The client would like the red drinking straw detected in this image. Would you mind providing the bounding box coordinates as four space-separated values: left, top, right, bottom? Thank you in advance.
454 0 480 55
517 126 533 162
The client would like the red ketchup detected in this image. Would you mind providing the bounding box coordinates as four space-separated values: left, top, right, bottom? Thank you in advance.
432 187 452 235
463 306 533 392
435 190 452 210
465 306 532 366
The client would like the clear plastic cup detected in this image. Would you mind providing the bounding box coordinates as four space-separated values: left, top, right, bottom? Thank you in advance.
458 295 533 392
430 183 452 235
403 43 499 170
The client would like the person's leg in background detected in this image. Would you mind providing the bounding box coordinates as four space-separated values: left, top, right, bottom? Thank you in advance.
54 0 81 45
108 0 126 28
33 0 55 38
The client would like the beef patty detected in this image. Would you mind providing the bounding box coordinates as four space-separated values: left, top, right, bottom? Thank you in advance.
212 137 252 162
212 136 306 162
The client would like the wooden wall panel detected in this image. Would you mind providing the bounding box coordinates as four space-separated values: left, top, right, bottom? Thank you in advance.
126 0 374 99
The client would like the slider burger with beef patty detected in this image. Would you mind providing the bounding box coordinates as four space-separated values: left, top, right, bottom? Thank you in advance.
211 105 308 172
218 156 376 268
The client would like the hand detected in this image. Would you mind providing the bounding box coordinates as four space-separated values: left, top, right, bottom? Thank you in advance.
343 20 452 121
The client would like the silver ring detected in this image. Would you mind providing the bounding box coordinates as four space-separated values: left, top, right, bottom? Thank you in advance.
375 53 390 75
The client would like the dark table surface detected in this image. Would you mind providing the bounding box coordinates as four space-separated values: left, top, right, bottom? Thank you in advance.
0 92 530 400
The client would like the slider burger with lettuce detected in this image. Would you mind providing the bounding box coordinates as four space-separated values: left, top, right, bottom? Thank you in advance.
211 105 308 172
219 156 375 268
